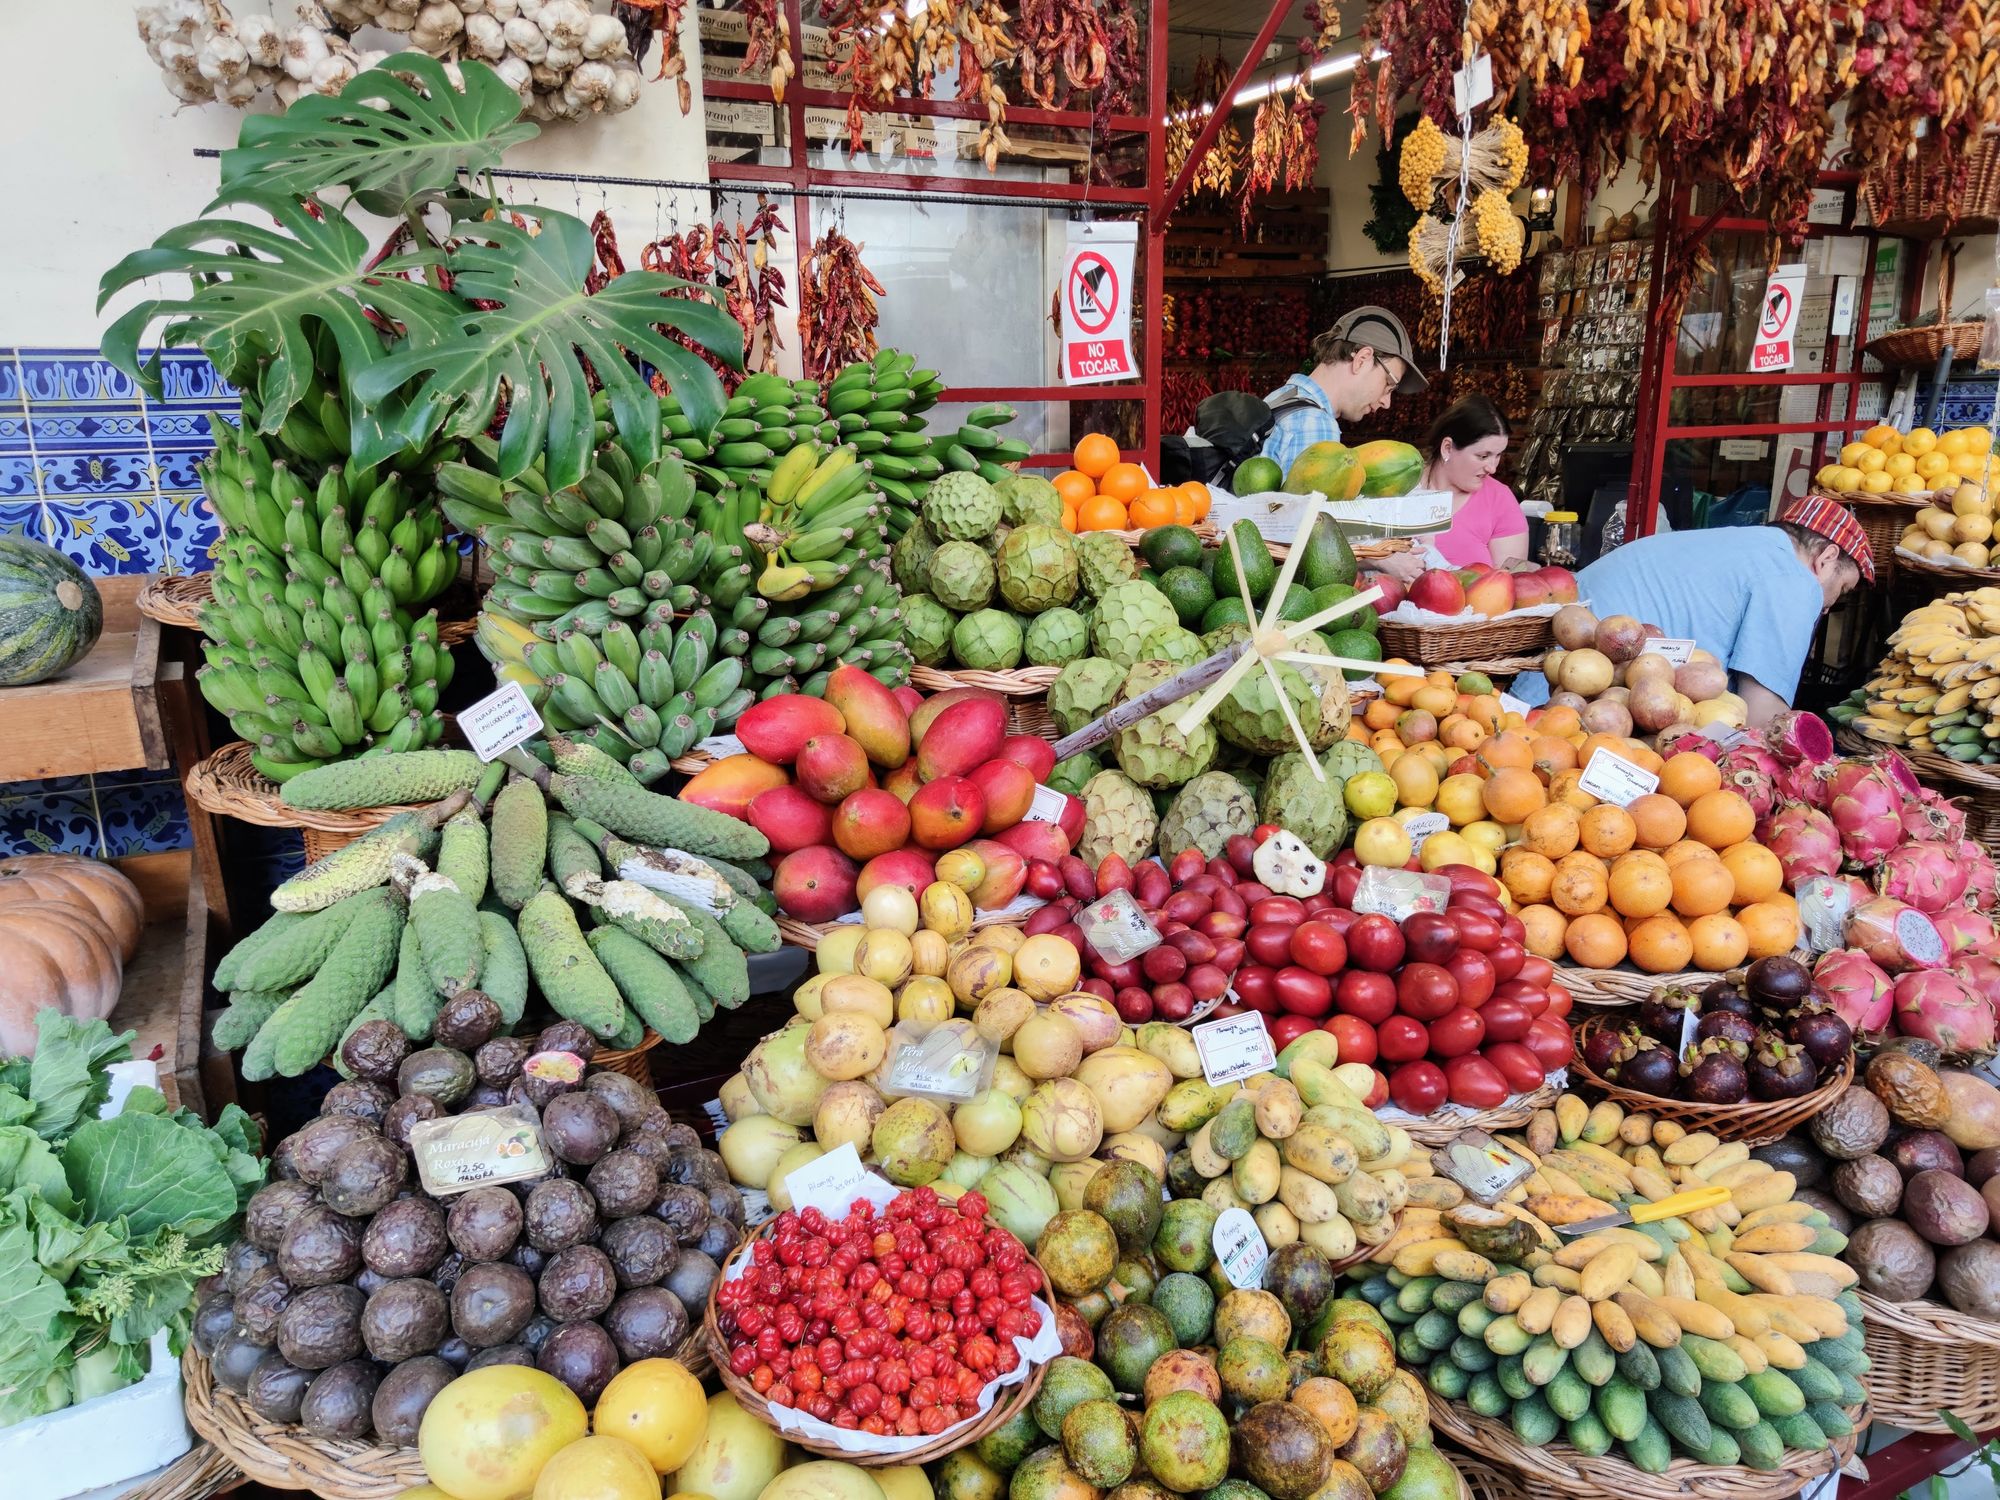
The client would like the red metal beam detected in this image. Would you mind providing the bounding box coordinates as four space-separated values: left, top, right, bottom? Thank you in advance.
704 78 1152 135
1839 1426 1997 1500
1142 1 1171 466
708 160 1150 204
1156 0 1300 220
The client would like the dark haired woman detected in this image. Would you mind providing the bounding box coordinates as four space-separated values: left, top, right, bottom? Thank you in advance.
1377 395 1528 583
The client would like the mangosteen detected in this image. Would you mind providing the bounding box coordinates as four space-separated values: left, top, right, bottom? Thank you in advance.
1609 1039 1679 1097
1680 1040 1750 1105
1746 955 1814 1014
1787 1001 1854 1073
1700 980 1757 1020
1582 1023 1634 1078
1697 1010 1759 1050
1638 984 1697 1043
1748 1034 1820 1102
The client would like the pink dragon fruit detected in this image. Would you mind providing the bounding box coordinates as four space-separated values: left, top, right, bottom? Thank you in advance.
1949 953 2000 1022
1932 907 2000 958
1776 759 1833 809
1959 839 1999 910
1879 751 1924 798
1765 709 1837 766
1812 948 1895 1032
1878 838 1972 914
1760 802 1843 889
1717 742 1783 819
1899 787 1968 845
1660 729 1724 762
1845 895 1948 972
1892 968 1998 1056
1826 760 1904 867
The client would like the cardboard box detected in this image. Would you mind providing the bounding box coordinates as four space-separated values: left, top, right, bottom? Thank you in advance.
1210 489 1455 545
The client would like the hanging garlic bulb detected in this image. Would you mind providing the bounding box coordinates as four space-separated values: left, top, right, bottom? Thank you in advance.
579 12 623 59
502 15 547 61
464 12 505 58
197 31 250 85
412 1 464 51
494 53 533 97
237 14 282 68
281 25 329 80
538 0 590 50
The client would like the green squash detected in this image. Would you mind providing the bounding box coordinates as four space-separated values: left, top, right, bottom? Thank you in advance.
0 537 102 685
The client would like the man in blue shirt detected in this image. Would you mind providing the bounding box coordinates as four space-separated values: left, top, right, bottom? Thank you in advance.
1261 305 1429 478
1513 496 1874 727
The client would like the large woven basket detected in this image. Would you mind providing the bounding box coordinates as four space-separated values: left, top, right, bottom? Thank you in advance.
185 741 430 837
1379 613 1553 669
1867 321 1985 369
1893 544 2000 589
121 1443 242 1500
1388 1075 1564 1147
911 664 1060 698
703 1215 1053 1466
1570 1013 1856 1145
1557 964 1714 1009
1859 1289 2000 1433
1864 130 2000 232
1428 1391 1863 1500
134 570 478 644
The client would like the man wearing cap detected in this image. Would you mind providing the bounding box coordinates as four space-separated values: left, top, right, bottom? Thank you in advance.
1260 306 1429 478
1512 497 1873 727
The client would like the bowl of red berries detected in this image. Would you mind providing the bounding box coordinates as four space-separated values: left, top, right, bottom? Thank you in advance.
706 1184 1063 1463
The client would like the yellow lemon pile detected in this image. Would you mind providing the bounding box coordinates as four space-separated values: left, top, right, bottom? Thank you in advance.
1819 422 1993 496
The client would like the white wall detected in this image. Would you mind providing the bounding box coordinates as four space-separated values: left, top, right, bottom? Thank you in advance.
4 1 712 350
1321 118 1408 274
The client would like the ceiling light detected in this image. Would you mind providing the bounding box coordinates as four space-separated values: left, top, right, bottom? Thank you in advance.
1232 47 1387 107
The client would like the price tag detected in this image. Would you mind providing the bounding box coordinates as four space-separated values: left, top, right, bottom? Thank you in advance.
1796 874 1855 955
1351 867 1453 921
1678 1007 1702 1064
1402 811 1449 850
695 733 746 759
1193 1012 1276 1087
408 1107 551 1196
1430 1129 1535 1204
1452 51 1494 114
1212 1208 1270 1290
1641 638 1697 667
1578 747 1660 806
459 680 544 762
781 1142 872 1219
1079 889 1162 961
1696 721 1751 750
1021 785 1070 825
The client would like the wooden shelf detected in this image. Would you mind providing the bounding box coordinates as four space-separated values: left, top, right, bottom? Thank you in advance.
0 576 167 781
108 848 209 1115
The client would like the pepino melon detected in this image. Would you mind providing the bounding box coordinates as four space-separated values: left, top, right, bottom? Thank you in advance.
1349 440 1425 497
0 537 101 686
1283 443 1364 501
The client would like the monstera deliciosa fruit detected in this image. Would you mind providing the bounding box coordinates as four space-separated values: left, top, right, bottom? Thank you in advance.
97 56 739 488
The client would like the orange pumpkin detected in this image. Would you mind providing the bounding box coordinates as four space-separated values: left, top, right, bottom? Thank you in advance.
0 854 143 960
0 900 124 1054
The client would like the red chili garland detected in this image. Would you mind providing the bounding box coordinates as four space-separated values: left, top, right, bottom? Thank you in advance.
800 225 887 382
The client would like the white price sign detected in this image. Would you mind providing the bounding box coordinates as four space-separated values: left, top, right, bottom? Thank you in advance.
460 680 544 762
781 1143 872 1219
1641 638 1697 666
1402 812 1449 850
1212 1207 1270 1290
1021 785 1070 825
1577 747 1661 807
1193 1013 1276 1087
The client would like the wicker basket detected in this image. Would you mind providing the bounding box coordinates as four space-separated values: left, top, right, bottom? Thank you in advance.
703 1216 1054 1466
1893 544 2000 588
1387 1075 1565 1147
1867 321 1985 370
1864 130 2000 233
1557 965 1714 1009
122 1443 242 1500
911 664 1061 697
1859 1290 2000 1433
1828 487 1932 574
1428 1391 1863 1500
1379 613 1554 669
134 571 477 644
185 741 435 839
1570 1013 1856 1145
595 1029 664 1084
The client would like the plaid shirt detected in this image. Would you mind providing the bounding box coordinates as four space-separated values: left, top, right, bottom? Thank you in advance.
1260 375 1340 478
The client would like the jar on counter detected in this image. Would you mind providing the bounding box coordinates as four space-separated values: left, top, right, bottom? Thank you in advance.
1541 511 1580 568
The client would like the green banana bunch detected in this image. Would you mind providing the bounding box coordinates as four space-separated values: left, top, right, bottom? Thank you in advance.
740 558 912 701
664 369 836 498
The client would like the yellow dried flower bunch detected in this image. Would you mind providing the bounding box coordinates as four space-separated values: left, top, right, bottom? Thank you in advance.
1400 118 1449 210
1473 189 1524 274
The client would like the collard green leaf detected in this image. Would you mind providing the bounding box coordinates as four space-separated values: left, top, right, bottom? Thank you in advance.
0 1128 76 1215
0 1197 72 1423
353 208 739 488
23 1014 132 1141
218 55 537 216
59 1112 239 1244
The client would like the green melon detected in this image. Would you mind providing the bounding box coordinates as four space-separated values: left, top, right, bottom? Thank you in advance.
0 537 102 686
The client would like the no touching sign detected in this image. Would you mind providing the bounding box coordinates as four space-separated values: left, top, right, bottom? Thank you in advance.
1061 221 1136 384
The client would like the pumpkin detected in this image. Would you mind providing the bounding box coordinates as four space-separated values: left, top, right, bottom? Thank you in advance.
0 901 124 1055
0 536 103 686
0 854 144 960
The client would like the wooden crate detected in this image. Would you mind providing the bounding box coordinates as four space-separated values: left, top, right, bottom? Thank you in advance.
0 575 167 781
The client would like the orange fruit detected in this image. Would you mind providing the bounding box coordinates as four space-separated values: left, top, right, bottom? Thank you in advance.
1686 789 1756 849
1478 731 1536 774
1535 704 1583 739
1129 488 1178 528
1500 849 1558 905
1608 856 1674 918
1721 842 1784 904
1627 913 1694 973
1669 856 1734 917
1579 804 1638 858
1548 768 1598 812
1173 490 1201 525
1053 470 1096 506
1661 838 1718 868
1551 852 1611 916
1531 736 1578 778
1564 911 1629 968
1658 752 1722 806
1073 432 1119 479
1518 904 1570 960
1483 767 1549 824
1077 495 1129 532
1061 502 1079 532
1099 462 1148 503
1738 900 1801 958
1626 793 1687 850
1181 481 1212 521
1687 912 1750 970
1520 803 1582 859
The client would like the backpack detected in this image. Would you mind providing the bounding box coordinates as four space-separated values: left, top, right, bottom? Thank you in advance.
1160 389 1311 488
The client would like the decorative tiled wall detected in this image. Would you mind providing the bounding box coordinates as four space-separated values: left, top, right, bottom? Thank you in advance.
0 347 237 858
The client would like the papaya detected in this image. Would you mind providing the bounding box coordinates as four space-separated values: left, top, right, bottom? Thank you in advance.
1283 442 1365 501
1349 439 1425 497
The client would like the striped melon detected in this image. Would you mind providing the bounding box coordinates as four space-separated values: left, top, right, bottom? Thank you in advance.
0 538 102 686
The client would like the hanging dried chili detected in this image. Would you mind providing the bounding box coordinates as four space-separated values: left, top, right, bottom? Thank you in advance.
612 0 693 113
799 227 886 382
738 0 796 104
715 197 790 376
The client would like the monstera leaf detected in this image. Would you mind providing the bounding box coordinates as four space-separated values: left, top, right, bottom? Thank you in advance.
218 55 537 216
353 209 740 488
96 192 457 434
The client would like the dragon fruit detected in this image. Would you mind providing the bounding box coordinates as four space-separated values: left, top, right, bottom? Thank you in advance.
1765 709 1836 766
1899 787 1967 845
1932 907 2000 958
1761 803 1842 889
1718 742 1784 819
1949 953 2000 1021
1878 838 1972 914
1812 948 1895 1032
1959 839 1999 910
1845 895 1948 973
1776 759 1833 809
1660 729 1724 762
1892 968 1998 1057
1879 751 1923 799
1826 760 1904 867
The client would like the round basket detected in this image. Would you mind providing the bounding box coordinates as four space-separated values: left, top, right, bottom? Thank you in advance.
1384 1074 1565 1147
911 664 1060 698
1427 1390 1862 1500
185 741 434 837
594 1028 664 1085
703 1215 1054 1467
1859 1289 2000 1433
1442 1445 1531 1500
1435 654 1546 678
1893 545 2000 589
1569 1013 1856 1145
1825 487 1933 572
1863 130 2000 232
1557 965 1715 1009
1378 613 1554 670
1866 321 1984 369
133 571 477 644
121 1442 242 1500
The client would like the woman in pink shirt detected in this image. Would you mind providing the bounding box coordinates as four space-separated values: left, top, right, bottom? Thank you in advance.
1378 396 1529 582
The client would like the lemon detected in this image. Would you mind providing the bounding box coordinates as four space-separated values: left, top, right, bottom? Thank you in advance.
1815 463 1845 488
1920 452 1955 479
1903 426 1939 457
1861 470 1894 493
1864 424 1903 452
1838 441 1871 467
1922 507 1959 539
1885 452 1918 480
1940 429 1969 457
1855 447 1888 473
1954 449 1995 479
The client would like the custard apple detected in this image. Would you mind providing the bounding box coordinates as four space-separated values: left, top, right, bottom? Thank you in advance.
1201 623 1318 754
1323 740 1385 781
1142 625 1207 667
1076 532 1139 599
1261 751 1351 858
892 521 939 596
901 595 956 665
929 541 996 612
980 524 1012 557
1112 660 1217 790
1080 769 1158 868
1024 607 1091 667
1287 629 1356 749
1092 582 1180 668
1049 751 1103 797
995 474 1065 528
1157 772 1258 861
924 471 1003 541
996 525 1080 612
952 609 1024 670
1049 657 1125 736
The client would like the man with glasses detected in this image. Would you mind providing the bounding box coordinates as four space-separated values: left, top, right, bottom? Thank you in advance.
1260 306 1430 478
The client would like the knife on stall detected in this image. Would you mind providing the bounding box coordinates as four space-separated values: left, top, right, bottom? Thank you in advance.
1553 1184 1732 1237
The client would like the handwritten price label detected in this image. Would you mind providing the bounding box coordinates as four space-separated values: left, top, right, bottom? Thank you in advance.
460 681 543 762
1577 747 1660 807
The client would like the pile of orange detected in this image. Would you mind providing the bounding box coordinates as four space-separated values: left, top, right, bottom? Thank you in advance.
1055 433 1211 532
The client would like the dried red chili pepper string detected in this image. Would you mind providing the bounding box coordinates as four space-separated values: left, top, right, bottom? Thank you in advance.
800 224 887 383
